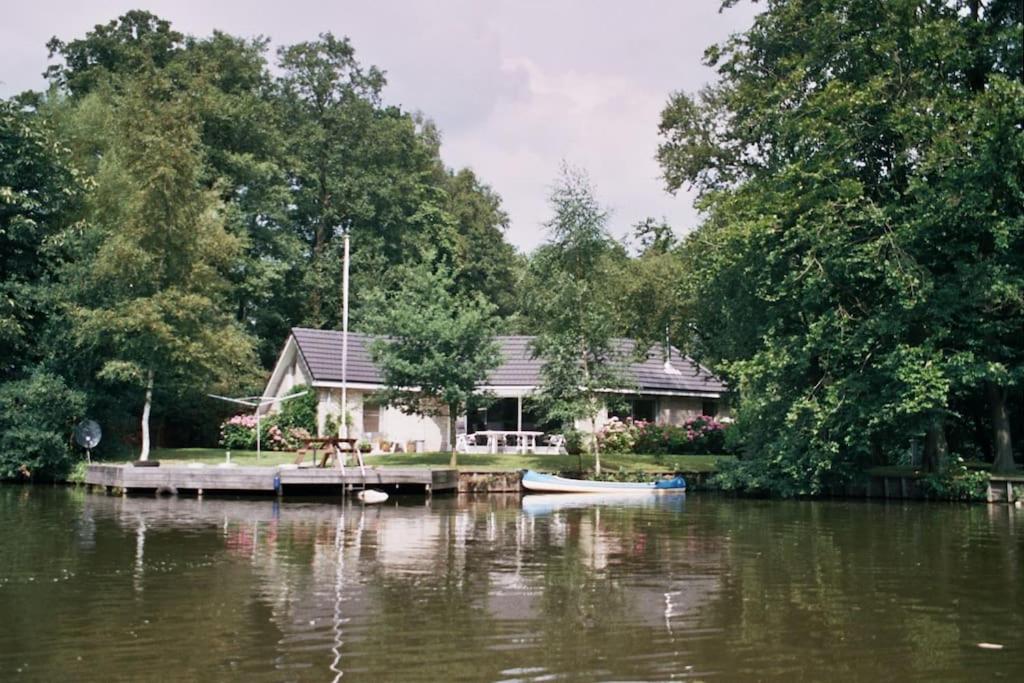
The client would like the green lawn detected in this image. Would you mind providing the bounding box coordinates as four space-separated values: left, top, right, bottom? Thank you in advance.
139 448 733 474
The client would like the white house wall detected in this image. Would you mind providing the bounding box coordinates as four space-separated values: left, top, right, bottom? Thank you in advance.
317 388 363 438
658 396 706 424
380 405 446 452
313 388 445 450
264 341 312 415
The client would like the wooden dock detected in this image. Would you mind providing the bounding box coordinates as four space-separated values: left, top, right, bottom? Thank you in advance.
84 463 459 495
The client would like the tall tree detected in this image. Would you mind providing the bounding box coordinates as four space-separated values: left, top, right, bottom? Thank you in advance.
67 71 257 460
45 10 184 97
277 34 460 328
658 0 1023 492
367 253 501 466
527 166 629 474
0 99 83 378
444 168 522 318
615 218 690 353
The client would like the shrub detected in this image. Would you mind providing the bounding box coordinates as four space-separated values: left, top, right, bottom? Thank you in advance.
597 417 645 453
563 428 585 456
682 415 727 454
220 413 258 450
220 411 314 452
918 458 989 501
628 415 730 456
276 385 318 433
0 372 86 481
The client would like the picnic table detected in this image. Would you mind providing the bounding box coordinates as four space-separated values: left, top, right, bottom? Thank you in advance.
294 437 359 469
472 430 545 454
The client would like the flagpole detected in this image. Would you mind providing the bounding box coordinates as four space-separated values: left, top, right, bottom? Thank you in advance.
341 235 350 439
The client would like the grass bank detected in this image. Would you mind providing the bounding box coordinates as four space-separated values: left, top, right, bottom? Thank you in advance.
130 448 734 474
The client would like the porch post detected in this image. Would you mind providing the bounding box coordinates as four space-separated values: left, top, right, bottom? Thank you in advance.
517 395 524 454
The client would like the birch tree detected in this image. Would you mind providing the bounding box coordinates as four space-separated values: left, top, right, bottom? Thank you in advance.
69 71 256 460
527 166 629 474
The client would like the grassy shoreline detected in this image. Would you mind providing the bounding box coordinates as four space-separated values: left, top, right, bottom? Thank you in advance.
94 448 734 474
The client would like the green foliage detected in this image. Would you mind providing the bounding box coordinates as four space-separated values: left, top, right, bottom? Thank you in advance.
562 428 585 456
658 0 1024 495
218 412 312 451
525 166 632 473
0 100 84 377
275 385 317 433
45 10 184 97
0 372 86 480
5 10 523 455
444 168 521 318
918 459 990 502
67 460 89 484
64 70 259 458
367 253 502 447
600 416 730 456
586 469 660 483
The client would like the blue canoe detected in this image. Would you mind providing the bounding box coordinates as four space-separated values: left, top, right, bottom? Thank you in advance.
521 469 686 494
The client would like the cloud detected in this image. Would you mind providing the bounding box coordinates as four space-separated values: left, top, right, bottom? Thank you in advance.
0 0 760 251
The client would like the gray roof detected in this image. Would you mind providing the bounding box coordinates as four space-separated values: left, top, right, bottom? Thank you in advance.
290 327 726 396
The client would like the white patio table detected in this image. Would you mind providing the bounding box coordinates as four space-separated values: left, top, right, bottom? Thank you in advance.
472 430 545 454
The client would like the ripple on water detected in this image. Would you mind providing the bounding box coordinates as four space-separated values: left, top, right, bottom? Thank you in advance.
1 487 1022 681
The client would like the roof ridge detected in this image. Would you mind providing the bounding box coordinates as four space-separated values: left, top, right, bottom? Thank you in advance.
286 327 726 393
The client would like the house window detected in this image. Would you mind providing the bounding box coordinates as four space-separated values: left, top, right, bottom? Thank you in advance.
363 403 380 433
610 397 658 423
633 399 656 422
702 400 718 417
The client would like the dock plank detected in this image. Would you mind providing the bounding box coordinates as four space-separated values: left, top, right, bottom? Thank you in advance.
85 464 459 493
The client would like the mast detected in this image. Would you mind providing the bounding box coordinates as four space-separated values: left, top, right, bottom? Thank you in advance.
341 235 350 438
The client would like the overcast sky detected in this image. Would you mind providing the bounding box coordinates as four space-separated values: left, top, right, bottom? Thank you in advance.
0 1 759 252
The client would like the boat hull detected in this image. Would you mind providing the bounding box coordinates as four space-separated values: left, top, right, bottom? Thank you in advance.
522 492 687 515
521 470 685 494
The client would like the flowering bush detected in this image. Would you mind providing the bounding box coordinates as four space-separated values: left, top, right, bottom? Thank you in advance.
219 414 313 451
597 417 646 453
628 415 730 455
220 414 258 450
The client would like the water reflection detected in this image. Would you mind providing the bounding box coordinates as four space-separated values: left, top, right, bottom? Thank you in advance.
0 487 1021 681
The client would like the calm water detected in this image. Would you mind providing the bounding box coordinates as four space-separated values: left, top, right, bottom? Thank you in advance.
0 487 1021 681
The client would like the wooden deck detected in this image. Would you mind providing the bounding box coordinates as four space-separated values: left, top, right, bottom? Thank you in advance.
84 464 458 495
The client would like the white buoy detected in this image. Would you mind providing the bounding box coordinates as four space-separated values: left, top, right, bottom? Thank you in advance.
357 489 389 504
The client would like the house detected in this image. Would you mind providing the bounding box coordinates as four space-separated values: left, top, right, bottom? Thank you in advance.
262 327 728 451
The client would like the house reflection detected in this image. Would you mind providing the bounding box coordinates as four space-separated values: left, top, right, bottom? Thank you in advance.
85 491 726 667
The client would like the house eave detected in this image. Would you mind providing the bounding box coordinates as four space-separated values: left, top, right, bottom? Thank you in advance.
307 380 721 400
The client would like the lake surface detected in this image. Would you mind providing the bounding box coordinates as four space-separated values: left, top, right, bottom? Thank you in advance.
0 486 1021 681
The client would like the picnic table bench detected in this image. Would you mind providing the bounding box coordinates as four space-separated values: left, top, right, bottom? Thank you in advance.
294 437 359 469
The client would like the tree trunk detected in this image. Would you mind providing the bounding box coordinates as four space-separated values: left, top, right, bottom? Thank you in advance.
591 413 601 475
139 369 154 461
923 414 948 473
988 382 1015 473
449 403 458 468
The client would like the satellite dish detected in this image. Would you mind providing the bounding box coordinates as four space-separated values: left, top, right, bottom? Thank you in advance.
74 420 102 462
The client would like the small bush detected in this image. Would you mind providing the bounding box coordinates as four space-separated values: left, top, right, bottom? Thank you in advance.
596 417 645 453
602 415 731 456
219 411 312 451
276 385 318 433
220 413 258 450
0 372 86 481
918 458 989 501
563 428 584 456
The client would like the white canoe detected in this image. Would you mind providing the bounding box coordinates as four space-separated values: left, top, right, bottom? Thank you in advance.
521 469 686 494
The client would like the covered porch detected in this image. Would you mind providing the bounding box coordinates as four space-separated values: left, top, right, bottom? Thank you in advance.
457 396 565 455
